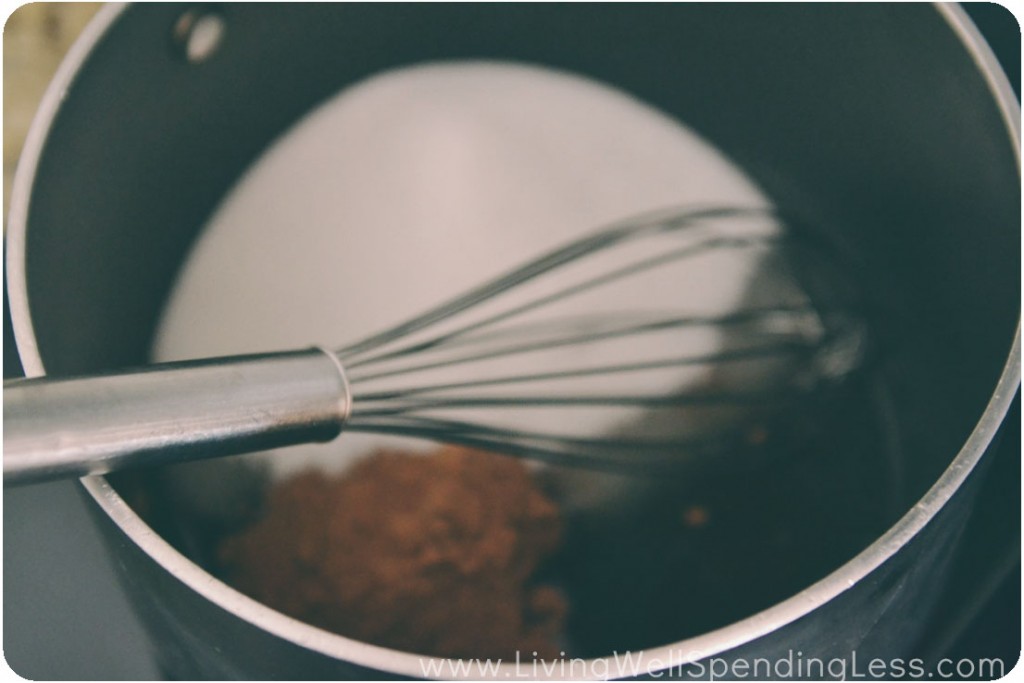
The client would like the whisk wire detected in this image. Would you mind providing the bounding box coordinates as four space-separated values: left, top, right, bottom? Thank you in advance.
333 204 864 471
350 341 813 403
346 306 814 383
337 205 778 364
343 235 781 371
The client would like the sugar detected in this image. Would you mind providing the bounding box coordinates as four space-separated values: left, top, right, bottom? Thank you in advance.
153 61 769 485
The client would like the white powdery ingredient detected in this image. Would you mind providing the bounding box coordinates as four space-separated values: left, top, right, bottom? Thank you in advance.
154 61 768 483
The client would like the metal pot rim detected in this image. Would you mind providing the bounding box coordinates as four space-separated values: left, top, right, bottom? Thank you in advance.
6 3 1021 677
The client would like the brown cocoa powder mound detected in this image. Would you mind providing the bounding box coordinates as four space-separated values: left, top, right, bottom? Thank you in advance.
218 446 568 659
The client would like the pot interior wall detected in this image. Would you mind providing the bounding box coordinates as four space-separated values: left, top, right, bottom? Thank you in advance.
14 1 1019 659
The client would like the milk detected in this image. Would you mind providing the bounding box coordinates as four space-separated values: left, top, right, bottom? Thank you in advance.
153 61 773 503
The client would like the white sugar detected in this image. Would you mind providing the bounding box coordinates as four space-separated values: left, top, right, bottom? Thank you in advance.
153 62 769 486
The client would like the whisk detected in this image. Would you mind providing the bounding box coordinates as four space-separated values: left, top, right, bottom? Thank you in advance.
3 205 867 486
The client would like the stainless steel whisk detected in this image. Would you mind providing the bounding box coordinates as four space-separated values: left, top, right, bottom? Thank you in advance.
4 206 866 486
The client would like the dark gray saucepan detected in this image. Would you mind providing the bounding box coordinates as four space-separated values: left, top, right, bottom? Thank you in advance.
6 3 1019 678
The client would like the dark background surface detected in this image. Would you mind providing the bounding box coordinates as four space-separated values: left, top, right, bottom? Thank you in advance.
2 3 1020 679
909 3 1020 676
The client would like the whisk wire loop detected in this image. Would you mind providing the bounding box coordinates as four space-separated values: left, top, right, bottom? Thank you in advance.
333 205 865 471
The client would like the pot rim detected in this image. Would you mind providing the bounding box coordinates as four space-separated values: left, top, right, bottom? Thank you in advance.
6 3 1021 679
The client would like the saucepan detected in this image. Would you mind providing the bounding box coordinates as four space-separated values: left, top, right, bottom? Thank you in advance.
6 3 1019 678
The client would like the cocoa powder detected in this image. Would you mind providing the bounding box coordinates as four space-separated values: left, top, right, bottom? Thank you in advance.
219 446 567 659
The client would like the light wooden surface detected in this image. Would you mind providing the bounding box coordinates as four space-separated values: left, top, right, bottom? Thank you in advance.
4 2 101 218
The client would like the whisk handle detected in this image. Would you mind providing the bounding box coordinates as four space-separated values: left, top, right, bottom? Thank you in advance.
3 348 351 487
